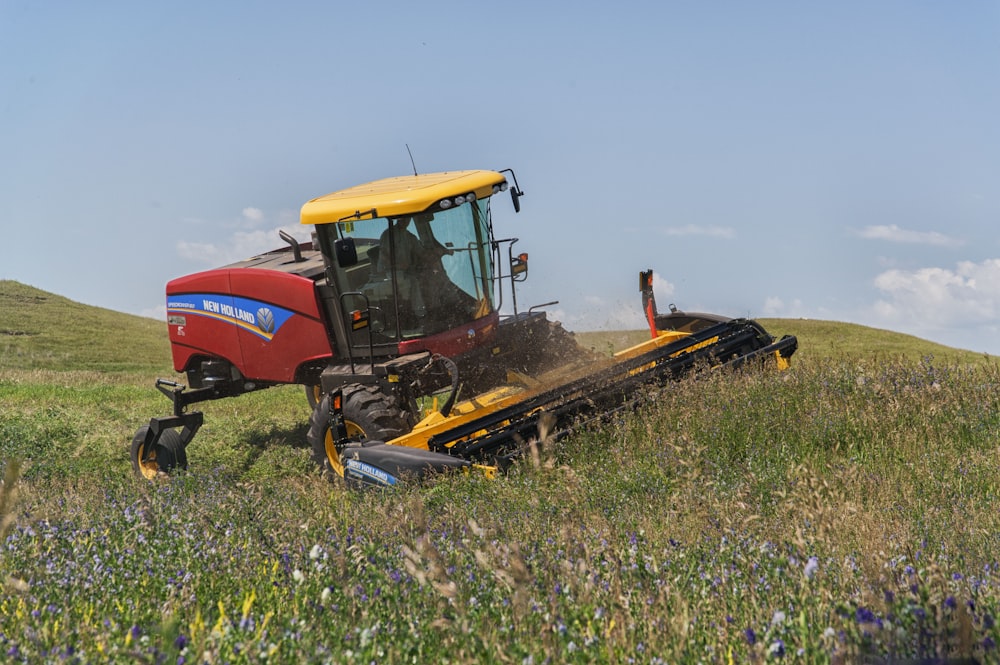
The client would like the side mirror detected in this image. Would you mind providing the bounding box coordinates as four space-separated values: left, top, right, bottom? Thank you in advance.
334 237 358 267
510 187 522 213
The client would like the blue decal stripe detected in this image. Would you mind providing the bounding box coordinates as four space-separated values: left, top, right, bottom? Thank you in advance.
167 308 275 341
165 294 296 343
345 460 397 486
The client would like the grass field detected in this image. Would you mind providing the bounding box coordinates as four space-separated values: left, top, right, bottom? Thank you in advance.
2 281 999 663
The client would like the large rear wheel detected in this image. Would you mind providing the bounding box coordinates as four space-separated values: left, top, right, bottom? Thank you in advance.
130 427 188 479
307 385 411 481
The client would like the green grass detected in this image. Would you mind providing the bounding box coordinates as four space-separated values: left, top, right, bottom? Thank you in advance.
0 280 172 373
2 281 1000 663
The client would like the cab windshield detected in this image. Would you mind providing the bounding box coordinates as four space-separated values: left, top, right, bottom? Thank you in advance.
322 198 496 343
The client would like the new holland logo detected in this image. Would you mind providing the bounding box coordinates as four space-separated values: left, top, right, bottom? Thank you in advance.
256 307 275 334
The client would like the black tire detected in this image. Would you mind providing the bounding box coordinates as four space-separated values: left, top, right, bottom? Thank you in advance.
130 426 188 479
307 384 412 481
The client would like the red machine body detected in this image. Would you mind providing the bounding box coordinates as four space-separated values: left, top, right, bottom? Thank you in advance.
164 248 504 387
166 265 332 385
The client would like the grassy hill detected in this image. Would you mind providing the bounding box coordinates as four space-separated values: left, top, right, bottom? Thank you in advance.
576 318 992 365
3 280 1000 662
0 280 172 373
1 279 991 373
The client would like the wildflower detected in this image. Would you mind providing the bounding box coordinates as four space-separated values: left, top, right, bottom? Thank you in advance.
856 607 875 624
822 627 836 640
984 637 996 651
309 544 323 560
771 611 786 628
804 557 819 580
292 569 305 584
745 628 757 645
321 587 331 603
768 639 785 657
944 596 957 610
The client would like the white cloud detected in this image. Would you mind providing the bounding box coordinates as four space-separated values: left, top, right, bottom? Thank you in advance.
858 224 963 248
761 296 807 317
652 272 675 299
662 224 736 240
176 225 312 266
871 258 1000 328
242 207 264 222
762 296 784 315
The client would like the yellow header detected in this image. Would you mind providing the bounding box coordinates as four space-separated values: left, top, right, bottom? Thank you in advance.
300 170 507 226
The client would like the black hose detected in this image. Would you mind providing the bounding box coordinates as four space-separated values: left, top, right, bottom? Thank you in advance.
432 354 460 417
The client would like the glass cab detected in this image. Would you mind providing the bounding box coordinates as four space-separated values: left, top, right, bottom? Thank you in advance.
315 197 497 352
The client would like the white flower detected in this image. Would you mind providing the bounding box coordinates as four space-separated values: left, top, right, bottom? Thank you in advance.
321 587 331 603
804 556 819 580
292 569 305 584
309 544 323 560
771 610 786 628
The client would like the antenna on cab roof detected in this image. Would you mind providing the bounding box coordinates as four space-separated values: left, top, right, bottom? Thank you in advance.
405 144 418 176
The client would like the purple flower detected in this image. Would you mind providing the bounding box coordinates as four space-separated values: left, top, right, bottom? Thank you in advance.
856 607 875 624
744 628 756 645
174 634 188 649
768 639 785 657
804 557 819 580
984 637 996 651
944 596 957 610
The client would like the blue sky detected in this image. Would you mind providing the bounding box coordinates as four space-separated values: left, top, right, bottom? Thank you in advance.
3 2 1000 354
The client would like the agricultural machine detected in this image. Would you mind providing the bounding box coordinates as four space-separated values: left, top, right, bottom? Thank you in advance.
132 168 797 487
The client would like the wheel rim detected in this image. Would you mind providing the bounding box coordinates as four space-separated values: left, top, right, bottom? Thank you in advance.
324 419 367 478
136 443 161 480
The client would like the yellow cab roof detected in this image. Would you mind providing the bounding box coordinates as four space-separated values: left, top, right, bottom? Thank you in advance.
300 170 507 225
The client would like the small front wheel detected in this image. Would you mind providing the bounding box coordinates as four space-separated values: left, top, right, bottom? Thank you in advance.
130 426 188 479
305 384 322 410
